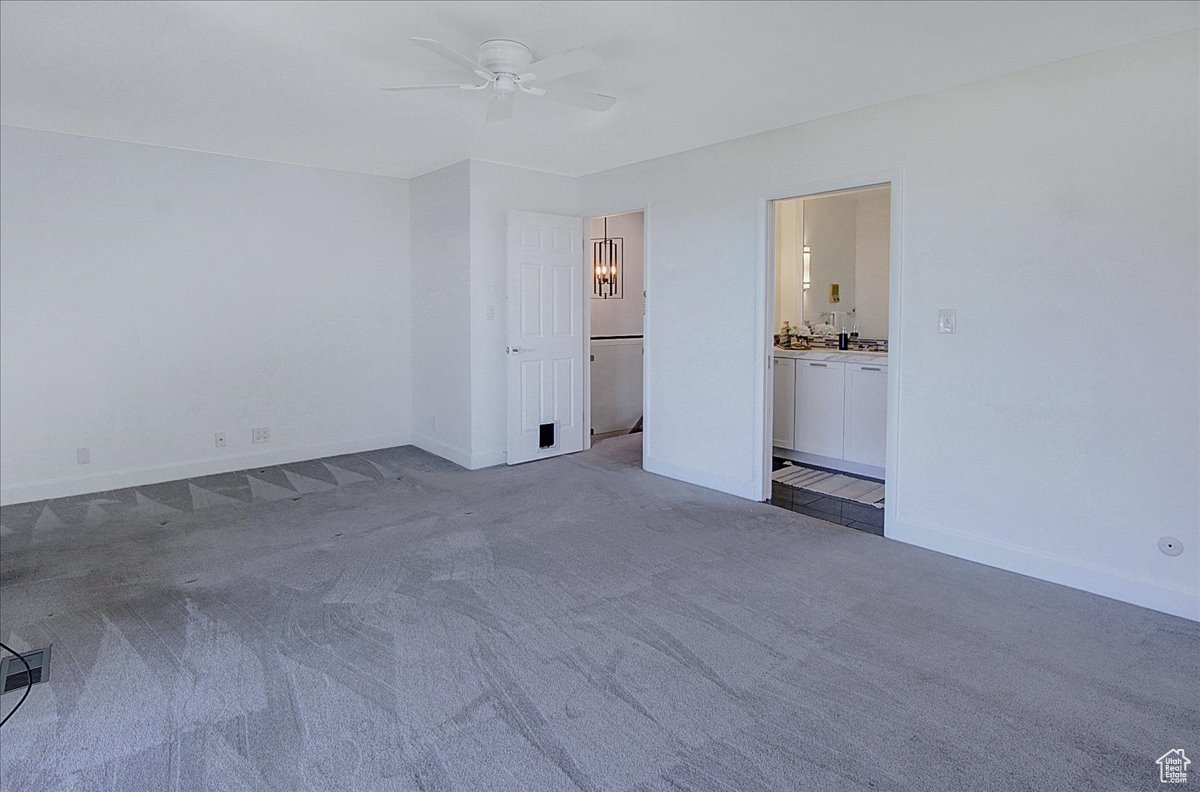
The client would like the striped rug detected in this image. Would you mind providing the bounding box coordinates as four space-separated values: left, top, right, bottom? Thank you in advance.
771 464 885 508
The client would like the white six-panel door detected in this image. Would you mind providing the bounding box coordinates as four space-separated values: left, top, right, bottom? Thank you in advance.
506 210 585 465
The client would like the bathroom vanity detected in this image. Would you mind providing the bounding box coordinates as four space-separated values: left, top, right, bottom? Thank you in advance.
772 348 887 478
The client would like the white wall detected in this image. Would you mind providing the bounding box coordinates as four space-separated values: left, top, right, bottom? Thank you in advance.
590 338 643 435
577 32 1199 619
409 159 579 469
410 161 472 467
854 189 890 339
467 160 579 468
0 126 412 503
773 200 802 330
801 193 858 327
589 212 645 338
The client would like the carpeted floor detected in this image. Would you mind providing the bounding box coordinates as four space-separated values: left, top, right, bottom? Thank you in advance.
0 435 1196 791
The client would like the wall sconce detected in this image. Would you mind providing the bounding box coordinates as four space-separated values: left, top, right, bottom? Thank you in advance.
802 244 811 291
592 216 623 299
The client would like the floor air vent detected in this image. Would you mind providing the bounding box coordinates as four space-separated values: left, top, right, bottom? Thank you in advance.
1 646 50 693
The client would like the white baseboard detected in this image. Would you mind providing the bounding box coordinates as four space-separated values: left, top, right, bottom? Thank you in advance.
888 518 1200 622
644 455 760 501
0 433 412 506
411 432 472 469
469 448 507 470
412 435 501 470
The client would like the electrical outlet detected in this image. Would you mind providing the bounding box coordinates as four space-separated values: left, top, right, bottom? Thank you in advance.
938 308 957 334
214 432 227 448
431 416 438 432
486 305 496 321
76 447 91 465
252 427 270 444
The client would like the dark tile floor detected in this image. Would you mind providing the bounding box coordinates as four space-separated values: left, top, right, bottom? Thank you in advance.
769 460 884 536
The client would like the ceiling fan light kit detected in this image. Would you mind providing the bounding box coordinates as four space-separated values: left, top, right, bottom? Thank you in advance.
382 36 616 122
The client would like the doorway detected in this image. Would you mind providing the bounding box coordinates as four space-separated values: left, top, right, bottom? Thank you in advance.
764 182 898 536
584 211 645 454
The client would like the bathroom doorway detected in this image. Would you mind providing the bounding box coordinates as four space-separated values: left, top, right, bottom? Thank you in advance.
584 211 645 453
766 184 894 535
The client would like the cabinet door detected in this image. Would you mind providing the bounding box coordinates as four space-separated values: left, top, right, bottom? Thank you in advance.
794 361 845 458
772 358 796 449
844 364 888 467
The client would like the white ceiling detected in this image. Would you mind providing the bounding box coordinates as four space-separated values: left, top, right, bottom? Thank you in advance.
2 1 1196 178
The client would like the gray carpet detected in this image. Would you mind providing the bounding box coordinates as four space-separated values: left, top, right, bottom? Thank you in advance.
0 435 1196 791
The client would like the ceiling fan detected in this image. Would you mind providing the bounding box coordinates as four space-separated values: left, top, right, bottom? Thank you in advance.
383 37 617 122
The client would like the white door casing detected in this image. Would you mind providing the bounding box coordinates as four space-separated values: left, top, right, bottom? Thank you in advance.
507 210 585 465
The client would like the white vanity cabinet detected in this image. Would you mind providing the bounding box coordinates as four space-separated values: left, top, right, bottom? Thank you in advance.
844 363 888 467
772 357 796 448
794 360 846 458
772 350 888 477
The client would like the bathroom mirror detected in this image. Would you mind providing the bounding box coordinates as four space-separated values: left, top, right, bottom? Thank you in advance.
774 184 890 339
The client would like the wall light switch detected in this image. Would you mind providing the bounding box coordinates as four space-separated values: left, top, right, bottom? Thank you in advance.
938 308 957 334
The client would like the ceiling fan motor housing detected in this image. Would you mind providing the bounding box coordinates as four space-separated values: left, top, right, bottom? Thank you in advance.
390 36 614 118
478 39 533 76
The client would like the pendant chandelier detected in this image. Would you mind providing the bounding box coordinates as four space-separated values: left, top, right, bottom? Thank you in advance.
592 217 622 299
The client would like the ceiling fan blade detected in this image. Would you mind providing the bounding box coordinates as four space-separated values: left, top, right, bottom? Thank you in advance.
411 37 495 79
380 84 479 92
486 92 514 123
522 46 601 83
540 87 616 113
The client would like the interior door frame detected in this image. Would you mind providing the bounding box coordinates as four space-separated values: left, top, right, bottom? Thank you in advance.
582 207 649 453
759 171 904 535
